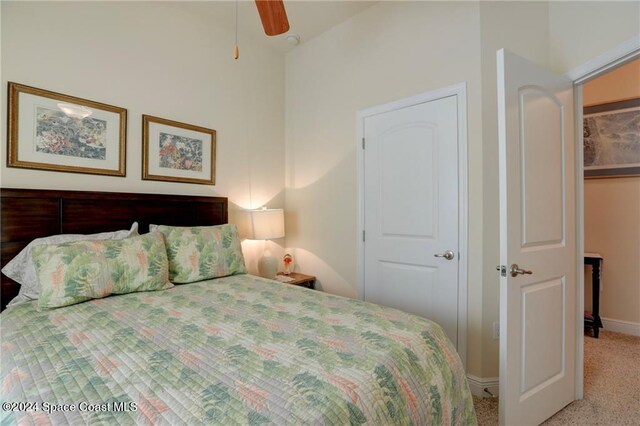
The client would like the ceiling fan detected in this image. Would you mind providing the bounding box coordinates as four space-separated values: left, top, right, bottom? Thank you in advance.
234 0 290 59
255 0 290 36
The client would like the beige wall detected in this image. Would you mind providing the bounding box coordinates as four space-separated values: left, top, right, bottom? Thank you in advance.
583 60 640 326
284 1 485 374
583 59 640 106
584 179 640 324
0 2 286 273
285 1 639 379
549 1 640 73
479 0 551 379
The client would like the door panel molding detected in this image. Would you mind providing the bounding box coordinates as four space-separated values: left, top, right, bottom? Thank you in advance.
519 86 566 249
520 277 566 397
379 122 438 239
356 83 468 368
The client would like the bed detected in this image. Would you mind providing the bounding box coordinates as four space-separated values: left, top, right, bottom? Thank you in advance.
0 188 475 425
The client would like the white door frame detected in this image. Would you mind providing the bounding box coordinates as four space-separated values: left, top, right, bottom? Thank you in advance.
355 82 469 368
565 34 640 400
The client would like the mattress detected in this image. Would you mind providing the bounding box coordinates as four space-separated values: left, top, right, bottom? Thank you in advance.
1 274 476 425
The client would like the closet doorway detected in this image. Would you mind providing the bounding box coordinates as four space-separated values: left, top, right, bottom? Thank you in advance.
565 54 640 423
356 84 469 364
582 58 640 339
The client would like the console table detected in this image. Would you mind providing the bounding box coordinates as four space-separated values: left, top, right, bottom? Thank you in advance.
584 253 603 338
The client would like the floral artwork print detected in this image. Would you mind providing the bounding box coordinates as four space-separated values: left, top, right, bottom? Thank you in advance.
142 115 215 184
158 132 203 171
35 106 107 160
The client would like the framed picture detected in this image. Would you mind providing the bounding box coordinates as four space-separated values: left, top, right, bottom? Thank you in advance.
8 82 127 176
142 115 216 185
584 98 640 178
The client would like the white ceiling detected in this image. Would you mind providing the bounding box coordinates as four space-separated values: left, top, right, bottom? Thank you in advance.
170 1 377 53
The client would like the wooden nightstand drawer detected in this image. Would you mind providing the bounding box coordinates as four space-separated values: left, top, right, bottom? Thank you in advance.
276 272 316 289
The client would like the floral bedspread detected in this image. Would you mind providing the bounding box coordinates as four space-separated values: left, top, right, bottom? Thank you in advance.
1 274 476 425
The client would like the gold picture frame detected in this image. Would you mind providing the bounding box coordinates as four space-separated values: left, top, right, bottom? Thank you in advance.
8 82 127 176
142 115 216 185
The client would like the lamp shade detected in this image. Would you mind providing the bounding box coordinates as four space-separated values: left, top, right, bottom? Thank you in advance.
248 208 285 240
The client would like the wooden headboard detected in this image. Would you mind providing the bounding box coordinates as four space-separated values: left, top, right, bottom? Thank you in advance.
0 188 228 310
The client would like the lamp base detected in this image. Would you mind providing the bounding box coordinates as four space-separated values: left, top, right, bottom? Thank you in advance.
258 254 278 279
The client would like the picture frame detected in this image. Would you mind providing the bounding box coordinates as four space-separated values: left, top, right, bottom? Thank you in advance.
584 98 640 178
142 115 216 185
8 82 127 176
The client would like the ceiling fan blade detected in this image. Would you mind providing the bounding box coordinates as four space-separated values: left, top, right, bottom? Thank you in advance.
255 0 290 36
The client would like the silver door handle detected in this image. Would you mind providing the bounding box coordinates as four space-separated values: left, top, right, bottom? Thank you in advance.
434 250 455 260
510 264 532 277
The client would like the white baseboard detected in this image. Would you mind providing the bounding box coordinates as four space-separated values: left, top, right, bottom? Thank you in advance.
465 319 639 401
466 374 499 398
601 317 640 337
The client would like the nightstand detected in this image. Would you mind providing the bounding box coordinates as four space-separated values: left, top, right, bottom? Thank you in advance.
276 272 316 289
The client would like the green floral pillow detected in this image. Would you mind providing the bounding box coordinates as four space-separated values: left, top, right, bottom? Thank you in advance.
32 232 173 309
153 224 247 283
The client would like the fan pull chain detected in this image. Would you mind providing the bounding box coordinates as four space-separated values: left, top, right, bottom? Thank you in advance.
234 0 239 59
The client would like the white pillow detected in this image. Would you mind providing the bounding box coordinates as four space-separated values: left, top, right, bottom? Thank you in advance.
2 222 139 307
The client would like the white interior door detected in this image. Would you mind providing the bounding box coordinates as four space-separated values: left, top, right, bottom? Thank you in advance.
363 95 459 346
497 49 576 425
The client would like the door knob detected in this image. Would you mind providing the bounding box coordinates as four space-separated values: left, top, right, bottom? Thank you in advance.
509 264 532 277
434 250 455 260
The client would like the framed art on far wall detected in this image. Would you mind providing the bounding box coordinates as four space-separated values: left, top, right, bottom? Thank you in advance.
142 115 216 185
7 82 127 176
584 98 640 178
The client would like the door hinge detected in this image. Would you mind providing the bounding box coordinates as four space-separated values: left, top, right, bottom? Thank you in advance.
496 265 506 277
362 137 365 149
362 230 366 242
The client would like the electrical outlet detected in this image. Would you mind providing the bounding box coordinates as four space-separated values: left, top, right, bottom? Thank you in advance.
493 322 500 340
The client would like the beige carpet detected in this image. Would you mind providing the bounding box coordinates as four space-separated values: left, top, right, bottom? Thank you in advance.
473 394 499 426
473 330 640 425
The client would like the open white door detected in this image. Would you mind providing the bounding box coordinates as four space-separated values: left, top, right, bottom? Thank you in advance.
497 49 576 425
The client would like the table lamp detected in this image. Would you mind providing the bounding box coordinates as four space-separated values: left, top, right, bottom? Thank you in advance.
248 207 285 279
